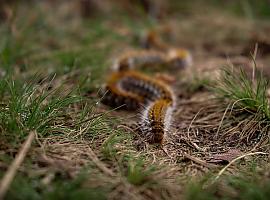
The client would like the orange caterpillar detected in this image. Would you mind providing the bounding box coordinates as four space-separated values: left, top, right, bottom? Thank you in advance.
101 70 175 144
141 99 174 143
101 70 174 108
140 29 193 69
113 49 192 71
101 31 191 144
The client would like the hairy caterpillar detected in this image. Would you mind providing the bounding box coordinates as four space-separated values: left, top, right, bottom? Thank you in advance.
166 48 193 69
140 29 193 69
101 70 175 144
113 49 192 72
113 50 166 71
100 70 174 110
101 30 190 144
100 71 145 110
141 99 173 143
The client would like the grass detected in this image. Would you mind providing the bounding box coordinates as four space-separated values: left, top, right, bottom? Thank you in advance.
3 169 108 200
171 0 270 19
126 156 156 186
214 64 270 120
0 76 81 142
212 63 270 147
185 162 270 200
186 74 213 93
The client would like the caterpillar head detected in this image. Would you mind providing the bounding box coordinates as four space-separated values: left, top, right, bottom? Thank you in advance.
167 48 192 69
150 120 165 144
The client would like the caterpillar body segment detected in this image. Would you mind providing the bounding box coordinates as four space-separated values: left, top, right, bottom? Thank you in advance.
141 29 193 69
141 99 174 143
100 72 145 110
166 48 193 69
101 70 174 111
112 50 166 72
113 49 192 72
119 70 174 101
100 87 143 110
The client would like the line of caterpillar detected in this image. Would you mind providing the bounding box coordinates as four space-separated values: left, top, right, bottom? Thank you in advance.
100 70 175 143
113 48 192 72
100 32 191 144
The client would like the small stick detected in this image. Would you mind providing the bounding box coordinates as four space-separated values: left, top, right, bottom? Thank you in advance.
183 153 217 169
212 151 268 183
215 103 231 137
0 131 35 199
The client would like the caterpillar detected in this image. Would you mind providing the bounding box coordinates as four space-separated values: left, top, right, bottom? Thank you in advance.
100 70 175 143
101 31 191 144
140 29 193 69
113 48 192 72
100 70 174 109
112 50 166 71
141 99 174 143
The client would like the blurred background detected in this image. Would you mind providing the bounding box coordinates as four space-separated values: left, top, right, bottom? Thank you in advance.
0 0 270 79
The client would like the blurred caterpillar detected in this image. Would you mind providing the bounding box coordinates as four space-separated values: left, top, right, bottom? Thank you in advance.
100 30 192 144
112 48 192 72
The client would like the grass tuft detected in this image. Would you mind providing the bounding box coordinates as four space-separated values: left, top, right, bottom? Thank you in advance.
126 156 156 186
214 65 270 120
0 76 81 141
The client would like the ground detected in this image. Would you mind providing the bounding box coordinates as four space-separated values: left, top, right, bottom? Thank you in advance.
1 1 270 200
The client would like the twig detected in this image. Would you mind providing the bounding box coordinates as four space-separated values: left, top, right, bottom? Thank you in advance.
187 108 203 137
178 137 206 152
0 131 35 199
183 153 218 169
215 103 231 137
212 151 268 183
